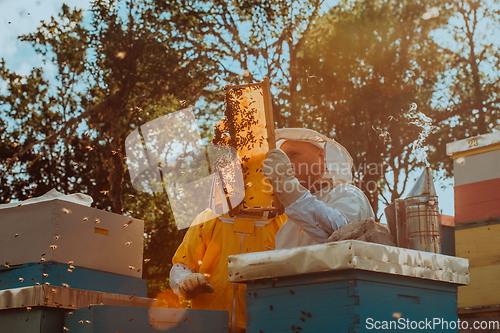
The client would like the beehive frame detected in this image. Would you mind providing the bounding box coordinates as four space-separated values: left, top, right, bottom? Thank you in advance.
213 77 283 217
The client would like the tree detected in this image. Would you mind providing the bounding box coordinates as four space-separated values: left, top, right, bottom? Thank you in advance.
0 0 219 295
157 0 326 127
294 0 453 217
1 0 331 292
427 0 500 178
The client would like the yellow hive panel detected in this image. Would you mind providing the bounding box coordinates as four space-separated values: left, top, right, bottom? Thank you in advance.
455 223 500 268
213 81 279 213
458 264 500 310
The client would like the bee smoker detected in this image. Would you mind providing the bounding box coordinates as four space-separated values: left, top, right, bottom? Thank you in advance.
385 167 442 253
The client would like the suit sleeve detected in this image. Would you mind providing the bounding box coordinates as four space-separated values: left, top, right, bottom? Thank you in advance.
284 184 374 243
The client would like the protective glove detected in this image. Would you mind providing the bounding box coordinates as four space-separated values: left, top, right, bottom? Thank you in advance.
262 148 309 207
178 273 214 300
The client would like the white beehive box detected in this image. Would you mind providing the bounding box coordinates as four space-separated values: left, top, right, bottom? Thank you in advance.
0 199 144 278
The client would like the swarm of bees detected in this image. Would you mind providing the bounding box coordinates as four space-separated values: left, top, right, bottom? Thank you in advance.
212 84 277 213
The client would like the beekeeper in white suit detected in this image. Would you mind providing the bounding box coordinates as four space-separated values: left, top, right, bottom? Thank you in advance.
263 128 375 249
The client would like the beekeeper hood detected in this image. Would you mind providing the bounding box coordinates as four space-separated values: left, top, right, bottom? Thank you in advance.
276 128 353 186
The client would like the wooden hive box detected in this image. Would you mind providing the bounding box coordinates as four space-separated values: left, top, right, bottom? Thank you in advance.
0 285 157 333
447 133 500 313
0 262 146 296
0 199 144 278
229 240 469 333
64 305 229 333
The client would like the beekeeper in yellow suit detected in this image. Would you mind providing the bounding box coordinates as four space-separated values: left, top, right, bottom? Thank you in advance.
264 128 374 249
170 128 373 332
169 148 286 333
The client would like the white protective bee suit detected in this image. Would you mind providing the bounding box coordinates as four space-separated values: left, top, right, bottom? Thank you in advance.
269 128 375 249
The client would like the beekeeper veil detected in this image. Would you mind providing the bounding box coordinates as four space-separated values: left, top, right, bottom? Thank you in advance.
276 128 353 186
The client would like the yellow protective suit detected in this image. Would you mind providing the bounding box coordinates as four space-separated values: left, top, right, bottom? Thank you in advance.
172 210 286 332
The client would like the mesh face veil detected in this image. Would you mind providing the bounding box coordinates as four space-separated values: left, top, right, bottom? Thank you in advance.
276 128 353 186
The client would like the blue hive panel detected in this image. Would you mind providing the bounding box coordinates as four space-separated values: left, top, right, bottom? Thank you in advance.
244 270 459 333
64 305 229 333
0 308 67 333
0 262 147 297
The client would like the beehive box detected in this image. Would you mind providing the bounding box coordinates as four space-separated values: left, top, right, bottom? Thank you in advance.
229 241 469 333
0 308 67 333
64 305 229 333
447 132 500 312
0 285 157 311
455 223 500 311
447 132 500 226
0 199 144 278
0 262 146 296
0 286 157 333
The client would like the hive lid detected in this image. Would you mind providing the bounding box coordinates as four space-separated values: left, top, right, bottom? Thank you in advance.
228 240 469 285
406 167 437 198
0 285 157 310
446 132 500 159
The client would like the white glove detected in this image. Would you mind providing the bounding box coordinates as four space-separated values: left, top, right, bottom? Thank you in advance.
178 273 214 300
262 149 308 207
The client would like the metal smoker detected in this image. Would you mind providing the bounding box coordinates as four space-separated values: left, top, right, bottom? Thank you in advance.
404 167 442 253
385 167 442 253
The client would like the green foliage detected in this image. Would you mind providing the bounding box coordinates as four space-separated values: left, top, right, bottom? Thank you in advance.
294 0 454 216
0 0 219 295
427 0 500 178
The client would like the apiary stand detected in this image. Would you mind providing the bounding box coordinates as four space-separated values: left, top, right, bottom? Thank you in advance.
229 240 469 333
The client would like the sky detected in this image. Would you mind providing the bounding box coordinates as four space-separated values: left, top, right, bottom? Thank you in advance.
0 0 456 219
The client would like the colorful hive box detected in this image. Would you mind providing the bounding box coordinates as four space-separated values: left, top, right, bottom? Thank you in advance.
64 305 229 333
0 199 144 278
447 133 500 313
0 286 157 333
229 240 469 333
0 262 146 296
